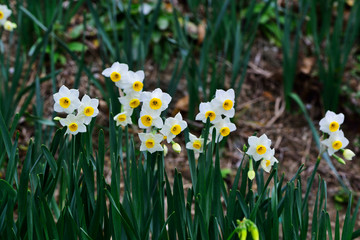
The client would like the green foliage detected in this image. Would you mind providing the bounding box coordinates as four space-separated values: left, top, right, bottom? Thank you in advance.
1 113 359 239
309 0 360 111
1 0 360 239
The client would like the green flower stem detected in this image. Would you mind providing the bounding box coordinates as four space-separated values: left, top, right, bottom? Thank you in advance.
302 155 321 210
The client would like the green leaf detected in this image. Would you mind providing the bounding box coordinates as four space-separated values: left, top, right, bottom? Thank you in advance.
68 42 88 52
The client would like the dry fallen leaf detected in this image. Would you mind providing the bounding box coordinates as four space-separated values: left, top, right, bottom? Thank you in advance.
346 0 354 6
300 57 315 74
263 91 275 101
174 95 189 113
198 21 206 44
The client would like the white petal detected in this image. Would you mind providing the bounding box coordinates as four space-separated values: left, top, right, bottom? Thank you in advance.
153 117 164 128
140 143 147 152
248 136 259 147
138 133 146 142
59 85 69 94
154 134 164 143
135 70 145 80
81 94 91 103
102 68 113 77
224 108 235 118
53 93 61 102
334 113 344 125
54 104 64 113
69 89 79 98
78 124 87 133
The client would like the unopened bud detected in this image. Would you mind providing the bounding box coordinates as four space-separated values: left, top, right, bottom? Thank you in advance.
163 145 168 156
343 149 355 161
238 227 247 240
172 143 181 153
248 170 255 180
53 116 61 121
247 221 259 240
249 226 259 240
332 154 346 165
243 144 248 152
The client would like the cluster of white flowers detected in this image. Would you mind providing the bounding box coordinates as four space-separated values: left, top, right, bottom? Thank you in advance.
53 86 99 135
319 110 355 161
246 134 278 176
0 5 17 32
186 89 237 153
102 62 188 154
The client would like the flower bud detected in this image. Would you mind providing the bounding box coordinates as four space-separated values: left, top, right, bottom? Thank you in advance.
53 116 61 121
332 154 346 165
163 145 168 156
172 143 181 153
249 226 259 240
343 149 355 161
247 221 259 240
238 227 247 240
248 170 255 180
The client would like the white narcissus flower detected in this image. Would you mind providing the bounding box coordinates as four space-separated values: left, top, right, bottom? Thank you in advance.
186 133 204 153
77 95 99 124
319 110 344 134
122 70 145 95
4 20 16 31
118 92 141 113
140 88 172 113
246 134 273 161
210 117 236 142
213 89 235 117
195 101 221 123
321 130 349 156
160 112 188 143
114 111 132 127
0 5 12 25
139 133 164 153
138 109 163 129
53 85 81 114
59 114 86 135
102 62 130 88
260 149 277 173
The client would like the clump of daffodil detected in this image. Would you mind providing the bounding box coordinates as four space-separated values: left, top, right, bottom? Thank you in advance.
103 62 185 154
53 85 99 135
319 110 355 164
189 88 237 152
